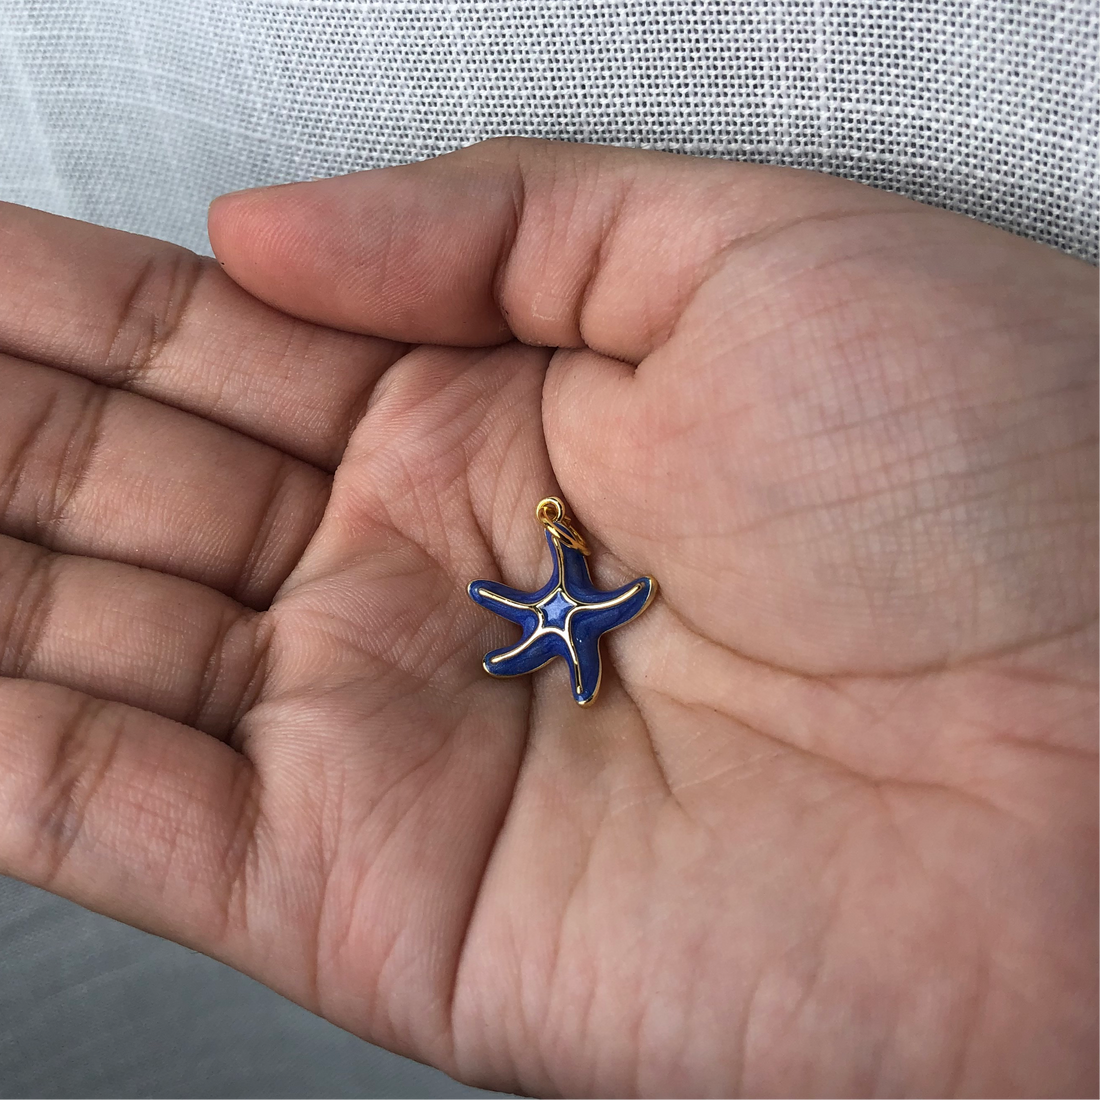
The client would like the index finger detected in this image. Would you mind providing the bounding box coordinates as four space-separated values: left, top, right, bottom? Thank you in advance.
206 137 876 364
0 204 407 470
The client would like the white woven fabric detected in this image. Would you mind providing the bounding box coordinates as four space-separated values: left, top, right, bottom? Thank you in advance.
1 0 1096 262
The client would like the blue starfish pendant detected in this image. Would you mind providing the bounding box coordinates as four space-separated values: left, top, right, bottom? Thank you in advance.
467 497 656 706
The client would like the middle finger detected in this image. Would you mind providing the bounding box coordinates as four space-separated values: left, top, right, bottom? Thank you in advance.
0 353 329 608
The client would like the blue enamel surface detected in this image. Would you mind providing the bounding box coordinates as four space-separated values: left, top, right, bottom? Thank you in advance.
539 590 576 628
468 528 654 706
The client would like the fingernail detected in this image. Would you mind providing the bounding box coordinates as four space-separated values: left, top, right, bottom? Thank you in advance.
210 178 318 208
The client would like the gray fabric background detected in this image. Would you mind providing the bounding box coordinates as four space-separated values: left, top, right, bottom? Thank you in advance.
0 877 494 1098
0 1 1096 1098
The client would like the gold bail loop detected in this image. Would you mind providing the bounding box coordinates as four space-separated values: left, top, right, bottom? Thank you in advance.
536 497 590 555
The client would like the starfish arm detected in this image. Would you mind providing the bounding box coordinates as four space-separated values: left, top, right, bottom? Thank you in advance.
467 579 542 628
556 538 597 597
576 576 655 622
563 623 605 706
541 529 567 588
483 629 568 679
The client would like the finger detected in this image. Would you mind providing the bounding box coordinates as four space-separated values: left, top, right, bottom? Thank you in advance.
0 678 257 964
0 202 408 469
0 353 329 607
540 199 1099 672
0 535 268 739
208 136 1100 676
207 135 884 361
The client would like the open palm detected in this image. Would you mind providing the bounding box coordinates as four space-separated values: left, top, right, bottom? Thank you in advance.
0 138 1095 1097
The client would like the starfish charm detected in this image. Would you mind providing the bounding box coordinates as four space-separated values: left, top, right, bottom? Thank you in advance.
467 498 656 706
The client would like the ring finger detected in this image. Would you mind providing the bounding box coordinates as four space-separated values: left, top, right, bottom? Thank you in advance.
0 534 268 738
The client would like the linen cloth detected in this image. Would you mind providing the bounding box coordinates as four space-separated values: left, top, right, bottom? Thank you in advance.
1 0 1096 261
0 1 1096 1098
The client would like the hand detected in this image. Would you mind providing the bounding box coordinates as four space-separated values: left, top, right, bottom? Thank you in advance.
0 138 1094 1097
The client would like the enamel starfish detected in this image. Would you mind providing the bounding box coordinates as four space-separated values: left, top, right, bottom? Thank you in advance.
467 498 656 706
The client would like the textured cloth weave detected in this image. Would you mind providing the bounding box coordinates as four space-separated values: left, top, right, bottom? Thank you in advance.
1 0 1097 261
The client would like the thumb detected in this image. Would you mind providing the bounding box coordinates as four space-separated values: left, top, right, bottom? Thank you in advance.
207 136 877 362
